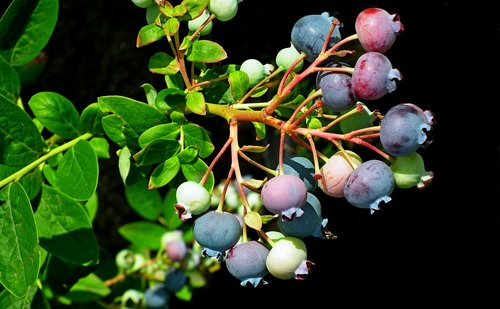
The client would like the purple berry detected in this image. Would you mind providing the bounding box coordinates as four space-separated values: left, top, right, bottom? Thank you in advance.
355 7 404 53
352 51 402 100
316 62 357 112
226 241 270 287
261 174 307 221
193 210 242 261
344 160 395 213
380 103 434 156
291 12 342 62
165 240 187 262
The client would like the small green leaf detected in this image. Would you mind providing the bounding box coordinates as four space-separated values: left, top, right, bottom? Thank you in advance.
307 117 323 130
125 178 162 220
80 103 105 135
0 182 39 297
138 123 181 148
181 158 214 192
118 221 169 250
155 88 186 112
42 165 56 187
101 114 127 147
0 56 20 103
181 123 214 158
244 211 262 231
241 178 266 190
177 146 198 163
35 185 99 265
180 0 208 20
188 271 206 288
28 91 80 139
55 140 98 201
0 0 58 66
178 36 192 51
89 137 110 159
133 139 180 166
84 192 98 222
240 144 269 153
0 97 44 167
173 4 188 17
162 188 183 229
186 90 206 115
118 146 131 184
136 24 164 47
170 110 187 124
149 156 181 189
62 273 111 303
249 85 268 98
228 71 249 101
158 1 174 17
149 52 179 75
0 284 37 308
164 18 180 36
252 121 266 141
175 285 192 301
186 40 227 63
340 103 375 133
261 214 278 224
165 73 185 90
141 83 157 106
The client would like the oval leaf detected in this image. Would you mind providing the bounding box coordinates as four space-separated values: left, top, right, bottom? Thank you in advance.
186 90 206 115
244 211 262 231
118 146 131 184
149 52 180 75
133 139 180 166
0 182 39 297
63 273 111 303
240 144 269 153
229 71 249 101
162 188 183 229
0 56 20 103
180 0 208 20
55 140 98 201
118 221 169 250
164 17 180 36
125 178 162 221
35 185 99 266
28 91 80 139
79 103 105 135
177 146 198 163
138 123 181 148
136 24 164 47
181 157 214 192
181 123 214 158
149 156 181 189
252 121 266 141
186 40 227 63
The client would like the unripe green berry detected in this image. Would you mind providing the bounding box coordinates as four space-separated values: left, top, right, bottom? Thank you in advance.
266 237 311 280
209 0 239 22
240 59 266 87
276 43 304 72
115 249 136 270
391 152 433 189
188 10 213 36
175 181 211 220
131 0 155 9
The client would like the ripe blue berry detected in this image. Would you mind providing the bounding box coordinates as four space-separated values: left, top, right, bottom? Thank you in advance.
226 240 270 287
164 269 187 293
280 155 318 192
316 62 357 112
278 192 327 238
144 283 170 309
355 7 404 53
193 210 242 261
261 174 307 221
291 12 342 62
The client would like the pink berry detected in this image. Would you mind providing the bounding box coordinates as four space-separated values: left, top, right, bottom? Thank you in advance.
355 7 404 53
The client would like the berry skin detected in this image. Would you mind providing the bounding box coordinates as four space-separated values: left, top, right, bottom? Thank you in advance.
161 230 187 261
175 181 211 221
351 51 402 100
266 237 312 280
144 283 170 309
164 269 187 293
226 240 270 287
278 192 327 238
316 62 357 112
208 0 239 22
115 249 136 270
131 0 155 9
193 210 242 261
240 59 266 87
261 174 308 221
280 155 318 192
276 43 304 72
391 152 433 189
188 10 213 36
355 7 404 53
291 12 342 62
344 160 395 213
380 103 434 157
318 150 362 198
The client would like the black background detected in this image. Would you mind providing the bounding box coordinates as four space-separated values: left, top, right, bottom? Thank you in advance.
5 0 499 306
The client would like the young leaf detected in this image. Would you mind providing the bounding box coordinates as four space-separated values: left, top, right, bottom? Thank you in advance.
62 273 111 303
55 140 98 201
181 123 214 158
155 88 186 112
228 71 249 101
133 139 180 166
118 221 169 250
149 156 181 189
125 177 162 221
35 185 99 266
164 17 180 36
141 83 157 106
172 4 188 17
101 115 127 147
80 103 105 135
240 145 269 153
0 182 39 297
252 121 266 141
138 123 181 148
118 146 131 184
186 90 206 115
0 96 44 167
162 188 183 229
179 0 208 20
89 137 110 159
136 24 165 47
181 158 214 192
177 146 198 163
0 0 58 66
244 211 262 231
186 40 227 63
0 56 20 103
149 52 180 75
28 92 81 139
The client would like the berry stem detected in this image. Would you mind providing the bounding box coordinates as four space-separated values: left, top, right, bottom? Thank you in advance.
238 150 277 176
217 167 235 212
306 134 321 174
286 89 322 128
189 13 216 41
321 102 364 132
290 98 323 129
344 126 381 139
238 66 284 104
200 136 233 186
277 51 307 96
229 120 252 212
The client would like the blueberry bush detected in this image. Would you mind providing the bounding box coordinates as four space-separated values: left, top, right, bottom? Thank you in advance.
0 0 437 307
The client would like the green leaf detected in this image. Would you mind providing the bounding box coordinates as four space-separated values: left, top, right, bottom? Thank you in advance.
149 52 179 75
101 114 127 147
252 121 266 141
136 24 164 47
180 0 208 20
98 96 168 141
175 285 192 301
28 92 80 139
164 18 180 36
158 2 174 17
118 146 131 184
181 158 214 192
54 140 98 201
186 40 227 63
0 97 44 167
125 177 162 220
155 88 186 112
80 103 105 135
89 137 110 159
84 192 98 222
35 185 99 265
249 85 268 98
165 73 184 90
172 5 188 17
185 90 206 115
133 139 180 166
0 284 37 308
19 168 42 200
62 273 111 303
0 0 58 66
42 165 56 187
261 214 278 224
240 144 269 153
162 188 183 229
228 71 249 101
138 123 181 148
340 103 375 133
44 255 97 296
307 117 323 130
118 222 168 250
0 56 20 103
181 123 214 158
141 83 157 106
149 156 181 189
0 182 39 297
177 146 198 163
244 211 262 230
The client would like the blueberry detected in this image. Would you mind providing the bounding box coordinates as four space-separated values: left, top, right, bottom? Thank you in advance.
144 283 170 309
316 62 357 112
278 192 327 238
355 7 404 53
226 240 270 287
261 174 307 221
